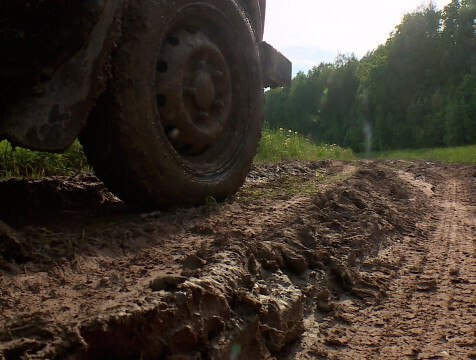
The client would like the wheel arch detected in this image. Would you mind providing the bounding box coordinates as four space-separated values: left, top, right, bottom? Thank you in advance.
239 0 266 41
80 0 265 207
0 0 266 152
0 0 123 152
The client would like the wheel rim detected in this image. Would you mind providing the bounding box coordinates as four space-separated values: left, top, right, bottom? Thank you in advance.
156 28 232 156
154 7 251 174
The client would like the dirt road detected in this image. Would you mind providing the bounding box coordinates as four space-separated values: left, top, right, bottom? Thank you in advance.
0 160 475 359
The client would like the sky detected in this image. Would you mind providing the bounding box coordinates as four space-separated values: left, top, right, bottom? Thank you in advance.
263 0 447 76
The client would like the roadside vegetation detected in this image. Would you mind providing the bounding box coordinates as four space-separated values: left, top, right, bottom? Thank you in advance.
3 129 473 182
372 145 476 164
265 1 476 153
255 128 355 163
0 131 354 180
0 140 89 180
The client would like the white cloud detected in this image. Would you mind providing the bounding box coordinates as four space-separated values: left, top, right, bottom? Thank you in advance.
263 0 447 74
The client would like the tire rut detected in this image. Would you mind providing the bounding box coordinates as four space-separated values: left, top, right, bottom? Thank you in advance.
1 161 473 359
323 171 476 359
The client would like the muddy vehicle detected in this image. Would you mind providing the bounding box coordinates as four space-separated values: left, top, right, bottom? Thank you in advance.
0 0 291 207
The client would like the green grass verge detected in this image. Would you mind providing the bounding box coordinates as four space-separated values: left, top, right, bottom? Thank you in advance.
0 140 90 180
256 128 355 163
0 128 355 180
371 145 476 164
237 171 351 203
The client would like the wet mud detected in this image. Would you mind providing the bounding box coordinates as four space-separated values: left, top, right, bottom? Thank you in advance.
0 160 475 359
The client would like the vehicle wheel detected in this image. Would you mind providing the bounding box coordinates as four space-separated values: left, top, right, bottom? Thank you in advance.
80 0 263 208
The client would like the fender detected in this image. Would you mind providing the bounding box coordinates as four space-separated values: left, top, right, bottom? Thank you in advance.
0 0 290 152
240 0 266 41
0 0 123 152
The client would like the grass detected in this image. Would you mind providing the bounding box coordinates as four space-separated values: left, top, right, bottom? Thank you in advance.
256 128 355 163
237 171 352 203
238 176 321 202
0 140 90 180
371 145 476 164
0 128 355 180
4 130 472 182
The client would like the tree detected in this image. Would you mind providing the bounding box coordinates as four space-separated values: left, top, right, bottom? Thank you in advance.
264 1 476 153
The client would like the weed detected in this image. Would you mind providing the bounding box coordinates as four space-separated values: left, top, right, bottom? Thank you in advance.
0 129 357 181
0 140 90 180
370 145 476 164
256 128 355 163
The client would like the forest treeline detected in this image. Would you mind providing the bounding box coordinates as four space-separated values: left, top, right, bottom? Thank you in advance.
264 0 476 152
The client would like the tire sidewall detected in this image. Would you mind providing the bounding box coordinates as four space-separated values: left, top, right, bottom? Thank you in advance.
112 0 263 205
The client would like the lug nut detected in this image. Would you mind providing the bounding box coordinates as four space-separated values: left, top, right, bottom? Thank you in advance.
198 111 210 120
166 128 180 140
212 70 223 79
184 87 197 97
214 99 225 109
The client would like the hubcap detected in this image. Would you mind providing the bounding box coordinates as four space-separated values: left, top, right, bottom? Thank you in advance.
156 28 232 156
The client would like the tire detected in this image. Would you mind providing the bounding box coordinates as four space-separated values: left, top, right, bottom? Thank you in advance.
80 0 263 208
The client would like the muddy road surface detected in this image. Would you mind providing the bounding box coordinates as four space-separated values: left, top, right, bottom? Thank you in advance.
0 160 475 360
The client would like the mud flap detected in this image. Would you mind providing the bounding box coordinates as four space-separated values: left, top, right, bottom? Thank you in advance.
260 42 292 88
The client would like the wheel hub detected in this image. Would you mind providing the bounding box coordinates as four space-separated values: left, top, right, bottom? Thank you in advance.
194 68 216 109
155 28 232 156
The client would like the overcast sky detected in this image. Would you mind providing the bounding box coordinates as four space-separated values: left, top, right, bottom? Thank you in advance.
263 0 447 76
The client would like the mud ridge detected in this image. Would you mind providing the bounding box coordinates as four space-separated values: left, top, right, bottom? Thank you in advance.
0 161 439 359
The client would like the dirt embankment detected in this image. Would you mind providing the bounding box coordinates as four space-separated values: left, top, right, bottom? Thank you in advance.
0 160 475 359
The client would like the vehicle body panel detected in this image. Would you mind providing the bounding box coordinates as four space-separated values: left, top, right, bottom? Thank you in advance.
0 0 122 151
0 0 290 151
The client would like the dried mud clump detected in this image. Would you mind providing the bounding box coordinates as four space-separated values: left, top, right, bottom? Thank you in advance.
0 221 30 265
0 174 121 227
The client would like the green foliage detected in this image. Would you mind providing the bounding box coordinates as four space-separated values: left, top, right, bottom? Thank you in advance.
372 145 476 164
265 56 362 150
265 0 476 153
0 140 90 179
0 131 355 180
255 128 355 163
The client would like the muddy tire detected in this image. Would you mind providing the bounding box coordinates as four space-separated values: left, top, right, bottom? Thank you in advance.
80 0 263 208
